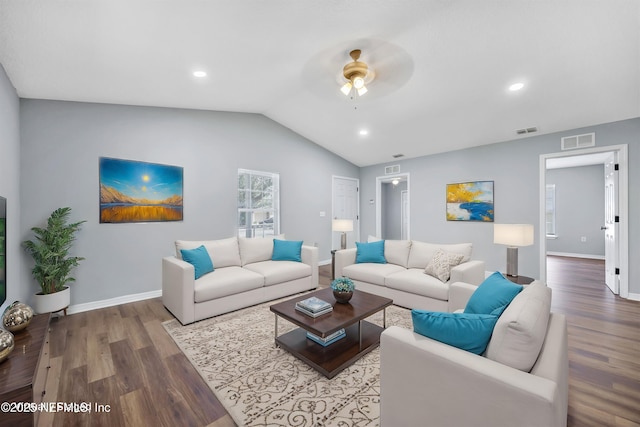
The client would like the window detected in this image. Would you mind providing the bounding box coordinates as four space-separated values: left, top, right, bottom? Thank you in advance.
237 169 280 238
545 184 556 237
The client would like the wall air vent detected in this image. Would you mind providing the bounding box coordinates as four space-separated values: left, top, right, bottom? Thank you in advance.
516 127 538 135
385 165 400 175
392 153 405 158
561 132 595 150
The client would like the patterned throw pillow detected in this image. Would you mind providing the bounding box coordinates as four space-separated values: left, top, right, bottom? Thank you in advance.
424 248 464 282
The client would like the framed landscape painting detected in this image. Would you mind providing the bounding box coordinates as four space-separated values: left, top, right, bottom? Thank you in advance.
446 181 494 222
99 157 183 223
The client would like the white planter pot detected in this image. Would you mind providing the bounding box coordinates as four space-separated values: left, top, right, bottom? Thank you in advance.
33 287 70 314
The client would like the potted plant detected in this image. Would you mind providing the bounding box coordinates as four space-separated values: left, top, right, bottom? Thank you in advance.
331 276 355 303
22 207 86 314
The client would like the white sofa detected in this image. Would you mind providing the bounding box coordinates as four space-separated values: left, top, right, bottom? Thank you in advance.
380 280 568 427
334 240 485 311
162 236 318 325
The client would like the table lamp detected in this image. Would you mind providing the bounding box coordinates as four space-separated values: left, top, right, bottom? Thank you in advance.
493 224 534 276
332 219 353 250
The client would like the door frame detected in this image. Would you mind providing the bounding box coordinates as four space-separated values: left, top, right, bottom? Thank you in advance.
401 189 409 240
376 173 410 239
539 144 628 298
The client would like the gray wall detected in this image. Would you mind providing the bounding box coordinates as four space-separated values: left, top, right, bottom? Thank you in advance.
359 118 639 295
546 165 605 257
0 65 25 313
19 100 358 307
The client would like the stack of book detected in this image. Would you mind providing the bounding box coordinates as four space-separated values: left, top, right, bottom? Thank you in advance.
295 296 333 318
307 328 346 347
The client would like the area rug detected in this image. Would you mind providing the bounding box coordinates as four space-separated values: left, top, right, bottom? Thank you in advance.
162 298 412 427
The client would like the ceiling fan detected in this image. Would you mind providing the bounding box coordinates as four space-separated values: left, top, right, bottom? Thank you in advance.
340 49 375 97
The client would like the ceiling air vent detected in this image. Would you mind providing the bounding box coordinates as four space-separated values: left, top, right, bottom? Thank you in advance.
516 127 538 135
561 133 595 150
385 165 400 175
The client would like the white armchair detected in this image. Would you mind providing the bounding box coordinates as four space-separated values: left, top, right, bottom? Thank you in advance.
380 281 568 427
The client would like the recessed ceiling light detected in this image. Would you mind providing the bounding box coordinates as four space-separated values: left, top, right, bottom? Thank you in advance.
509 82 524 91
359 129 369 136
193 70 207 78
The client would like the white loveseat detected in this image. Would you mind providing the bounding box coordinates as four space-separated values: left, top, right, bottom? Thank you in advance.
380 280 568 427
162 236 318 325
334 240 485 311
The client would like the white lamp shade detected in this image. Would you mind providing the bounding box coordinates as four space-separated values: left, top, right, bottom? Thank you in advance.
332 219 353 232
494 224 534 247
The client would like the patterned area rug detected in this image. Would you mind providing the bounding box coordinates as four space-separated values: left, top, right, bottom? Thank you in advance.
162 297 412 427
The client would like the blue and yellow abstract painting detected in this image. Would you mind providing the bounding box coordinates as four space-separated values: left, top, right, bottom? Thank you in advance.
99 157 183 223
446 181 494 222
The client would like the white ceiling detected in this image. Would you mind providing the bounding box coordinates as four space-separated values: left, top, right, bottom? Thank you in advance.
1 1 638 167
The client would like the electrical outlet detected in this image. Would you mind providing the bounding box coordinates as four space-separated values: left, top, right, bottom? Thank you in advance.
581 236 587 242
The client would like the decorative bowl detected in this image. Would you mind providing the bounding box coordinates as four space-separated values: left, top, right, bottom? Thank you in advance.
332 290 354 304
0 329 14 363
331 276 355 303
2 301 34 333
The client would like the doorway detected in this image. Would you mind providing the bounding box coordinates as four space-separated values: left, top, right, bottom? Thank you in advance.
376 173 410 240
539 144 628 298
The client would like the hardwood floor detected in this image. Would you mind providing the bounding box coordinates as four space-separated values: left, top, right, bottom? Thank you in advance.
43 258 639 426
546 256 640 427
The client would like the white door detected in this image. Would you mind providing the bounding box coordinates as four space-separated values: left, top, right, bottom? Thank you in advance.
604 152 619 294
332 176 359 249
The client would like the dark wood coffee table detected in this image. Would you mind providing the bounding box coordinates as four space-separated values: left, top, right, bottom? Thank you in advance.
269 288 393 379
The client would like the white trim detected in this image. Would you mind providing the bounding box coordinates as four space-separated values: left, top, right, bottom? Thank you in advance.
539 144 629 298
546 251 605 260
627 293 640 302
376 173 410 239
67 289 162 315
319 258 332 266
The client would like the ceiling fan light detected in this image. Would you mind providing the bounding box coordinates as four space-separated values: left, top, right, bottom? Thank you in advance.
353 75 365 89
357 85 368 96
341 81 353 96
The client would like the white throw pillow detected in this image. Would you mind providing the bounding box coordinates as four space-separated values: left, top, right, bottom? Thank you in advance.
424 249 464 282
485 281 552 372
408 241 472 269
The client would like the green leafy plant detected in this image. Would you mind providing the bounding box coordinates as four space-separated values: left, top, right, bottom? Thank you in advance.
331 276 355 293
23 207 86 295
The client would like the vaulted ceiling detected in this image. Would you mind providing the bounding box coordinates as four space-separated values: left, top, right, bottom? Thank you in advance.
1 1 638 166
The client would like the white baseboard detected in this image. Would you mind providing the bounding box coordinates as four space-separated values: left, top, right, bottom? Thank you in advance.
319 258 331 266
67 289 162 315
627 293 640 302
546 251 605 260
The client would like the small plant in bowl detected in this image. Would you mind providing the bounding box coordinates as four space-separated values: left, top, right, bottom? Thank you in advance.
331 276 355 303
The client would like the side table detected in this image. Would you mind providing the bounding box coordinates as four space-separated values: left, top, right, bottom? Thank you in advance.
505 274 534 285
0 313 51 427
331 250 337 280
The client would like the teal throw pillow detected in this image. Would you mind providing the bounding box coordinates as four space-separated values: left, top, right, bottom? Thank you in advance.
272 239 303 262
412 310 499 355
464 271 523 316
180 245 214 279
355 240 386 264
